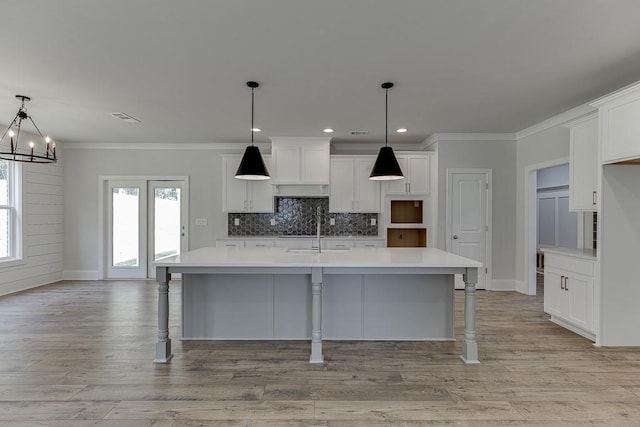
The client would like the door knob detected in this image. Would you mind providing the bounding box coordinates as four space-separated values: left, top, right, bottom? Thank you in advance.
453 235 459 240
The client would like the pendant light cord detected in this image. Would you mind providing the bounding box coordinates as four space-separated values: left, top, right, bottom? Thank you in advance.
385 86 388 147
250 86 255 146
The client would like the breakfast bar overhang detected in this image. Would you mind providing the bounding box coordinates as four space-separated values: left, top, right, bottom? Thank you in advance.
154 247 482 364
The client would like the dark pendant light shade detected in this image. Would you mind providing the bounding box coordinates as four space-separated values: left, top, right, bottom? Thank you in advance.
370 146 403 180
235 81 270 180
235 145 270 180
370 82 404 181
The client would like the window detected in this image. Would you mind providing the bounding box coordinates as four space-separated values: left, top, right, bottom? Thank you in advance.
0 159 22 262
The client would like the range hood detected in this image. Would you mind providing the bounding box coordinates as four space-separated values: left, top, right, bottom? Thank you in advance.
269 137 331 196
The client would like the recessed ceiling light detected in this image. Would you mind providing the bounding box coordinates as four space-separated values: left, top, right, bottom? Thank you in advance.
396 128 408 133
323 128 334 133
251 128 261 132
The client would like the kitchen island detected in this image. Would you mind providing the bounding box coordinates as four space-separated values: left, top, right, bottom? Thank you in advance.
154 246 482 364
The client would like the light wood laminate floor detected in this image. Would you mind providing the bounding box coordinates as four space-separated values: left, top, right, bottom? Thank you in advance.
1 279 639 426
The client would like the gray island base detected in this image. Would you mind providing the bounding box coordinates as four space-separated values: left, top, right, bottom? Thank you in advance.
154 247 482 364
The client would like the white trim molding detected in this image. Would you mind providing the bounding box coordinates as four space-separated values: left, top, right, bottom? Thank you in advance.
64 141 271 151
431 133 516 142
516 103 596 140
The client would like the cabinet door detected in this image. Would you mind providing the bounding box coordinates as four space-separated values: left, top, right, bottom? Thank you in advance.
600 94 640 164
222 156 248 212
272 145 299 183
569 116 598 211
544 268 564 317
248 157 274 213
385 156 409 194
355 157 381 212
565 272 593 332
302 145 330 184
329 158 356 212
407 155 430 195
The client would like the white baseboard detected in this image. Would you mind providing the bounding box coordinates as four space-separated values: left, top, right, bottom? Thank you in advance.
0 272 62 297
514 280 529 294
490 279 517 291
62 270 100 280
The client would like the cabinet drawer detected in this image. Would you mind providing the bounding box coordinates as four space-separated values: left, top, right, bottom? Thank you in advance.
215 239 245 248
323 240 354 249
544 253 594 277
245 240 275 248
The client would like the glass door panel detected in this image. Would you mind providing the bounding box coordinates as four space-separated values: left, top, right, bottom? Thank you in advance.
107 180 147 278
148 181 186 278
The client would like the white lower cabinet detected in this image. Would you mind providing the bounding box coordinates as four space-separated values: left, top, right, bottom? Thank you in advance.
354 239 385 248
543 251 595 340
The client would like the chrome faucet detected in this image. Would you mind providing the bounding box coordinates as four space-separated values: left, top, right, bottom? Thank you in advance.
316 205 322 253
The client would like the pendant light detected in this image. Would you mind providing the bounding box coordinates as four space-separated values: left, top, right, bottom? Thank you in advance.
235 81 270 180
369 82 404 181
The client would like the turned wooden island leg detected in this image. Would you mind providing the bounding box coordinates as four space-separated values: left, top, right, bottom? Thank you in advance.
461 267 480 364
310 267 324 363
154 266 173 363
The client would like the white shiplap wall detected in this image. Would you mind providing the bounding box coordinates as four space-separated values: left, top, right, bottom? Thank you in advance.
0 153 64 296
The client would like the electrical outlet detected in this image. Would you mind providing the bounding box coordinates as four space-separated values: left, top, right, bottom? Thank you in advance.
330 218 335 226
371 218 377 226
195 218 207 226
234 218 240 226
270 218 276 226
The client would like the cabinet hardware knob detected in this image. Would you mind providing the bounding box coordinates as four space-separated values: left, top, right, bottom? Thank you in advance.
453 235 459 240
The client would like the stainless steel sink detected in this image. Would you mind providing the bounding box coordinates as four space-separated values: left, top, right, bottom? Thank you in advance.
286 248 351 253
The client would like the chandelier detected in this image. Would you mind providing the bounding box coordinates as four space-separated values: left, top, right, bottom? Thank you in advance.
0 95 57 163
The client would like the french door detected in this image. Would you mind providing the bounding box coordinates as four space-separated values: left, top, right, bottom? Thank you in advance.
107 179 186 279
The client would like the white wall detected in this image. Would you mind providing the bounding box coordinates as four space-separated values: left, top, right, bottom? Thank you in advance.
0 145 65 296
515 125 570 293
436 138 517 288
537 163 569 189
63 147 241 278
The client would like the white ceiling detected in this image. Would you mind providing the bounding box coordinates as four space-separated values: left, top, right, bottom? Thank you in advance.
2 0 640 146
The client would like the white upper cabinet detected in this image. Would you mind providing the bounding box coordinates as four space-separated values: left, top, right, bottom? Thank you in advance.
384 152 432 195
591 82 640 164
270 137 331 184
329 156 381 213
565 113 599 211
222 155 274 213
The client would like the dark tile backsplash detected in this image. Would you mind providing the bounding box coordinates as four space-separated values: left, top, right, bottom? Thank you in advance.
228 197 378 236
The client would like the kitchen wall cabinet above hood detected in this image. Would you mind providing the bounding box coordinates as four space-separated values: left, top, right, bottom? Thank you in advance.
270 137 331 186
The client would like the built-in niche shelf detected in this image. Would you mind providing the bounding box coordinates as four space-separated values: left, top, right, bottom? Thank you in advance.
390 200 423 224
387 228 427 247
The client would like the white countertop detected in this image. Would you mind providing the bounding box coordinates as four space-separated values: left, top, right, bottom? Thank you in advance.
540 247 597 261
157 247 483 269
217 236 384 240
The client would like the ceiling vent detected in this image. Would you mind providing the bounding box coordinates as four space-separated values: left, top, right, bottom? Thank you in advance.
110 112 141 123
350 130 369 135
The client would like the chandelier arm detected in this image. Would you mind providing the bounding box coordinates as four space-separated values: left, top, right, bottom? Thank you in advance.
27 116 46 139
0 113 20 141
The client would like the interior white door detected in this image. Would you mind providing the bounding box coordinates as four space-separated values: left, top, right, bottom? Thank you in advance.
107 180 148 279
148 181 187 278
448 171 488 289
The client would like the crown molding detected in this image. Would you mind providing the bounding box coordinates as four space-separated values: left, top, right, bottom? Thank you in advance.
430 133 516 142
563 112 598 128
63 141 270 151
516 103 596 140
590 80 640 107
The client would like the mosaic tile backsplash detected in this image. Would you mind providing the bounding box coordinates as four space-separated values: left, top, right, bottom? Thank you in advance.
228 197 379 236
